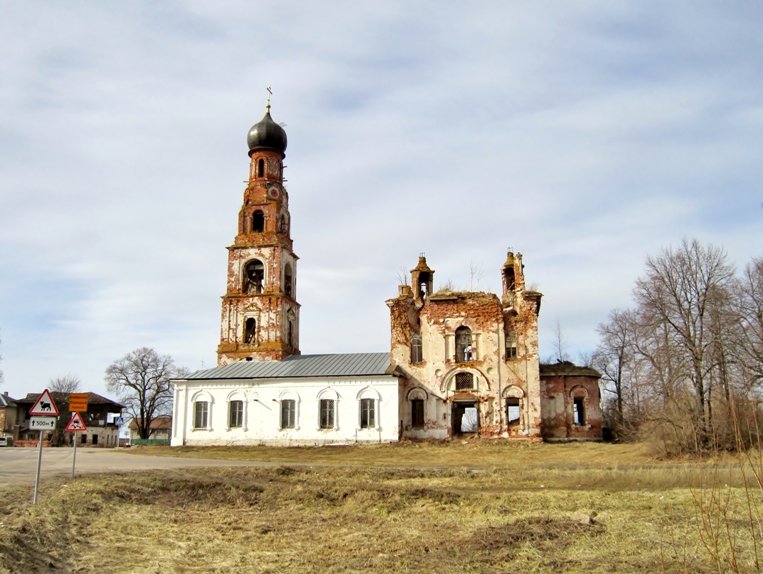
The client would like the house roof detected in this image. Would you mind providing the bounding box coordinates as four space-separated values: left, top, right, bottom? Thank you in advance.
128 415 172 431
17 392 125 410
539 361 601 378
183 352 393 381
0 393 16 408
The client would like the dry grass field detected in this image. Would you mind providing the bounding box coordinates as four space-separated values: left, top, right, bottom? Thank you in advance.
1 441 761 573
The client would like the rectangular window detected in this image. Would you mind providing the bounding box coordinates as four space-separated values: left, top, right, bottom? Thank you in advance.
319 399 335 429
92 434 98 445
281 399 296 429
411 399 424 428
360 398 375 429
455 372 474 390
81 434 87 444
228 400 243 428
506 398 520 425
194 401 209 429
573 397 586 426
411 335 423 363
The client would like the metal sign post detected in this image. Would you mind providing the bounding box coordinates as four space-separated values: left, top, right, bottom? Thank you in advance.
66 412 87 479
32 430 44 505
71 434 77 479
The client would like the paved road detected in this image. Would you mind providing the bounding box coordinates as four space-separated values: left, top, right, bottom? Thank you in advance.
0 448 275 487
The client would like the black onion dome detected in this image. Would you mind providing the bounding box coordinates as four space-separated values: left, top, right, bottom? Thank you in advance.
247 110 287 155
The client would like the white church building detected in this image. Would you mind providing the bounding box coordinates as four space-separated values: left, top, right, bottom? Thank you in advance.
170 102 602 446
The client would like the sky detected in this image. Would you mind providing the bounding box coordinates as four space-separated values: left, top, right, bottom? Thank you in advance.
1 1 761 401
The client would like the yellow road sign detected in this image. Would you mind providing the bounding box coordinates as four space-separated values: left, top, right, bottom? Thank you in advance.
68 393 89 413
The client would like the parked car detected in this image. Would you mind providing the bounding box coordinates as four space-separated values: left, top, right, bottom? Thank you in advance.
0 437 8 447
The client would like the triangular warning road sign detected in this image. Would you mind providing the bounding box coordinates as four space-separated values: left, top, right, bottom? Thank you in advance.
65 412 87 432
29 389 60 416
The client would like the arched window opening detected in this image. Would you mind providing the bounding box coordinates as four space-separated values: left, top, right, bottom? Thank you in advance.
359 398 375 429
411 334 423 363
505 267 515 291
319 399 335 429
252 210 265 233
455 326 473 362
284 264 293 297
257 159 265 178
228 400 243 428
506 398 520 426
455 372 474 390
279 214 288 234
244 318 256 344
287 310 296 348
281 399 296 429
506 331 517 360
573 397 586 426
418 271 432 300
193 401 208 429
411 399 424 428
244 259 265 293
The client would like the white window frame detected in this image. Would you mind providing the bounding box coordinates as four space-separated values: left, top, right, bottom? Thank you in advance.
319 398 335 430
359 397 376 429
228 399 244 429
193 401 209 430
281 398 297 429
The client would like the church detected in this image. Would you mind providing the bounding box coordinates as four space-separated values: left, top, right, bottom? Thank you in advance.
170 103 602 446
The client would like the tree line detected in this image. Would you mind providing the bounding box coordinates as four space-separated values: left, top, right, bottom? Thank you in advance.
2 348 187 442
594 239 763 454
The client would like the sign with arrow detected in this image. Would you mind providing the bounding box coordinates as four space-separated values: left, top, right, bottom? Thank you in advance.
30 417 56 430
29 389 59 416
65 412 87 432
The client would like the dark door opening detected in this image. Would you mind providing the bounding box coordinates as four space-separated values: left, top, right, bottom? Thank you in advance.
451 402 479 435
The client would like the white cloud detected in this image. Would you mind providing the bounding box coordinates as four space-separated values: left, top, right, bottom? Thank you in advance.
0 1 761 398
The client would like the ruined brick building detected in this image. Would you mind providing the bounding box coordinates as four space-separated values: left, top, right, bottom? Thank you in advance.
170 104 602 446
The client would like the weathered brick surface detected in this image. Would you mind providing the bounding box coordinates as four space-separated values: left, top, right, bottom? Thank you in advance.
218 148 300 364
389 253 547 440
539 366 603 441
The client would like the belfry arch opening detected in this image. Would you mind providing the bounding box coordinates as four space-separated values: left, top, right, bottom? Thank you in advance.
252 210 265 233
285 309 297 350
257 159 265 178
243 259 265 293
455 326 473 362
284 263 293 297
418 271 432 300
244 318 256 344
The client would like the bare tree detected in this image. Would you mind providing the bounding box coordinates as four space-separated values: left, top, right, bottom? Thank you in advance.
734 257 763 389
105 347 188 440
633 239 734 448
553 320 569 363
469 260 482 291
594 309 637 429
395 267 410 286
49 374 81 393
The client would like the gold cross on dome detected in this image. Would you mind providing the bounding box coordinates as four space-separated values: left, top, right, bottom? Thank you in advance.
266 85 272 111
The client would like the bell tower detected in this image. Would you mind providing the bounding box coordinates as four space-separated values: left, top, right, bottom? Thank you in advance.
217 96 300 364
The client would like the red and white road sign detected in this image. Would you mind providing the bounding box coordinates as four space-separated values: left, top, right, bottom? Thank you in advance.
65 412 87 432
29 389 59 416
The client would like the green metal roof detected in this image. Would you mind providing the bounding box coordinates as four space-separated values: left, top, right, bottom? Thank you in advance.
183 352 393 381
